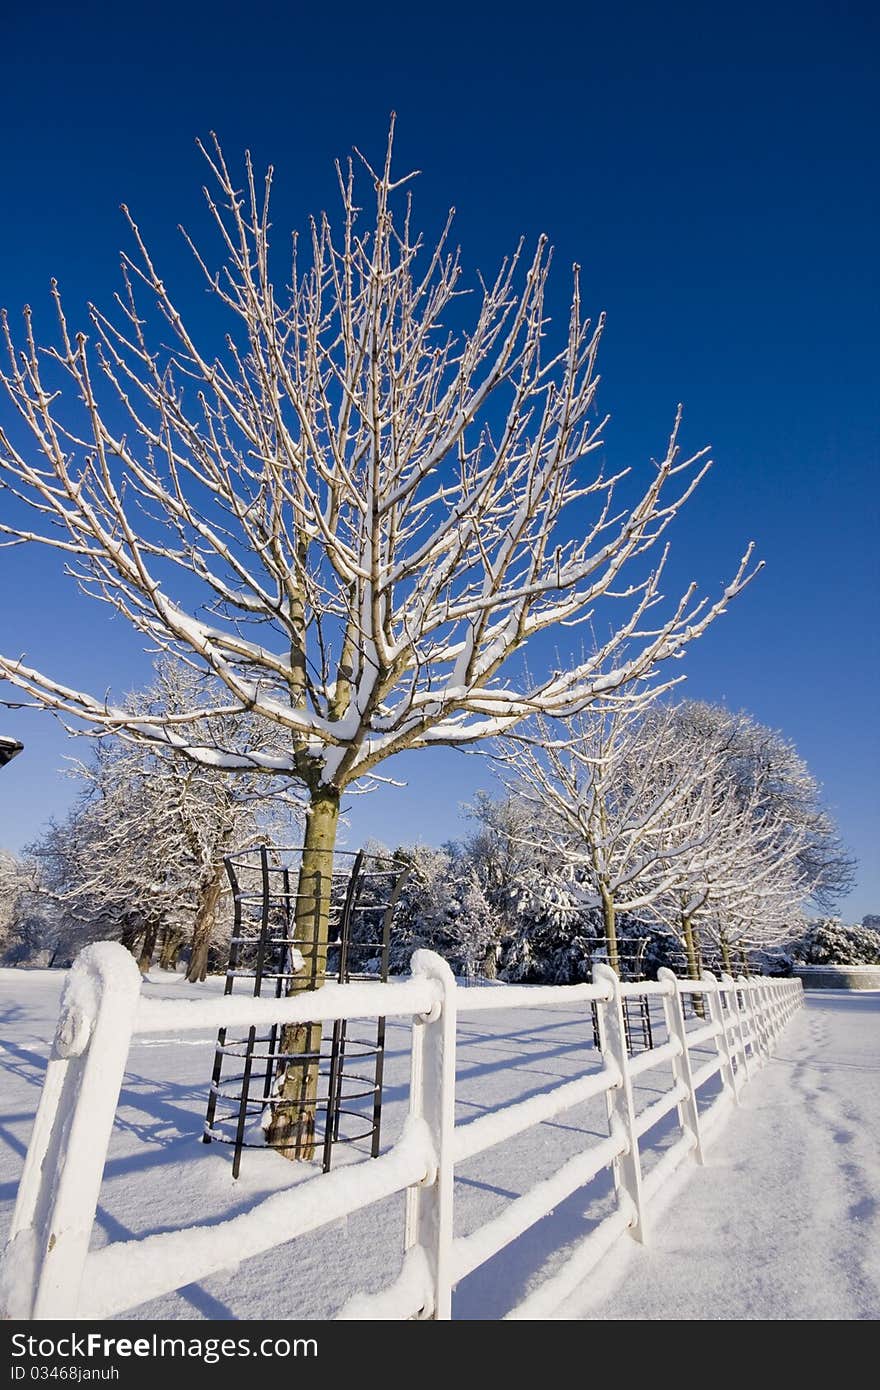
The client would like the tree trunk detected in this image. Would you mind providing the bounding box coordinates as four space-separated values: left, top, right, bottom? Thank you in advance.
481 942 498 980
265 790 340 1161
120 914 141 955
137 918 159 974
682 913 705 1017
159 927 183 972
720 937 733 974
600 885 620 974
186 864 225 983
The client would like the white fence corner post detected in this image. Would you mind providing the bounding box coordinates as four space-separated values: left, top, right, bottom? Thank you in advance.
404 949 457 1319
0 942 143 1320
592 964 646 1244
657 967 705 1165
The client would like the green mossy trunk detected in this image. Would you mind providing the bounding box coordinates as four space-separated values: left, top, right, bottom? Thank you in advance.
186 864 225 983
265 790 340 1161
480 943 498 979
600 886 620 975
682 913 705 1018
137 918 159 974
120 915 141 956
720 938 733 974
159 927 183 972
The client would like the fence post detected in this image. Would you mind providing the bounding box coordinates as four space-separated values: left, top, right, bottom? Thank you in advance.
719 973 745 1097
657 967 705 1165
751 980 770 1063
702 970 738 1104
404 950 457 1319
734 977 755 1079
0 943 143 1319
766 981 782 1042
778 980 791 1031
592 965 645 1243
772 978 789 1034
768 981 781 1044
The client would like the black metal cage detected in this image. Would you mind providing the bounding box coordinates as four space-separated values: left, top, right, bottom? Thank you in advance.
203 845 408 1177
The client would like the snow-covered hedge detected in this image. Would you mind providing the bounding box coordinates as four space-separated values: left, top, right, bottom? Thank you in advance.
786 918 880 968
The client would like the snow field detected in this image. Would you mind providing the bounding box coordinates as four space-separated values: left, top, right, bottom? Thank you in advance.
561 990 880 1319
3 968 871 1319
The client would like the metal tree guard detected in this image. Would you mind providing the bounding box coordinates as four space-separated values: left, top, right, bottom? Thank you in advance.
203 845 408 1178
590 935 655 1054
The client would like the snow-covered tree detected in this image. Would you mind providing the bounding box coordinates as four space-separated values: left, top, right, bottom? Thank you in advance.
0 126 758 1156
31 660 302 976
648 707 819 977
787 918 880 967
498 699 731 972
0 850 53 964
693 810 807 972
666 702 855 913
34 777 190 971
494 698 842 984
382 843 502 978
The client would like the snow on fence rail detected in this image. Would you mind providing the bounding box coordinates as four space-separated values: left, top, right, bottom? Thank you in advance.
0 943 803 1320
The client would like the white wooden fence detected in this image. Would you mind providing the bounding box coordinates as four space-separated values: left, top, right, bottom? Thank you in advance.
0 943 803 1320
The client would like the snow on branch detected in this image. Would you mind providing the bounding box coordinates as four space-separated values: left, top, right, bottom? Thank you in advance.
0 124 759 792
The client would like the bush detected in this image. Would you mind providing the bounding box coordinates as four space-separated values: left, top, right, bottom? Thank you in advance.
787 918 880 967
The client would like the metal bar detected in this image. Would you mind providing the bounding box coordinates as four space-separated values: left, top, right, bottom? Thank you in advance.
230 848 272 1179
371 865 409 1158
202 853 245 1143
325 853 364 1163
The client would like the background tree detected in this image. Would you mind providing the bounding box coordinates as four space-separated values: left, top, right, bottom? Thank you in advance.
382 842 503 979
0 127 757 1156
0 851 52 965
33 762 187 972
498 697 730 971
787 918 880 967
666 701 855 913
26 660 302 976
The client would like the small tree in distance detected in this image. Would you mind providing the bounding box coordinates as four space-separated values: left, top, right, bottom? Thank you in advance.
0 122 759 1157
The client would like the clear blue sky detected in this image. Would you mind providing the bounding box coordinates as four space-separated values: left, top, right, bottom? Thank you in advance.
0 2 877 917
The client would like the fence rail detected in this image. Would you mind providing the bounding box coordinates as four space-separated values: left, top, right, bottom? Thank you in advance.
0 943 803 1320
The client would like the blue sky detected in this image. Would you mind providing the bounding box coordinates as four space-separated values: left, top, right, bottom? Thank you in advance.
0 2 877 917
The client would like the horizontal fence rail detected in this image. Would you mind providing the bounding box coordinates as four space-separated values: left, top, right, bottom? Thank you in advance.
0 943 803 1321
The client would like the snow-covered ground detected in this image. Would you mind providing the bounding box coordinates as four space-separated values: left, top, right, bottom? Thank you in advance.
563 989 880 1320
0 968 877 1319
